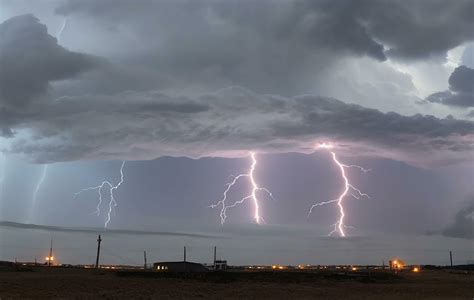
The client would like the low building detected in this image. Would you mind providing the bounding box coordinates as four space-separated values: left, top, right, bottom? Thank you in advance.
153 261 208 272
214 260 228 271
0 261 15 271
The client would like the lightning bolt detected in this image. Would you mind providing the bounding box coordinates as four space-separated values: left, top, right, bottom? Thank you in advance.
57 18 68 44
308 143 370 237
210 152 274 224
29 164 49 223
74 161 126 228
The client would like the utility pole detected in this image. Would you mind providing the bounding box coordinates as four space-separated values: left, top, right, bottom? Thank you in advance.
213 246 217 271
95 235 102 269
48 239 53 267
183 246 187 273
449 251 453 268
143 251 147 270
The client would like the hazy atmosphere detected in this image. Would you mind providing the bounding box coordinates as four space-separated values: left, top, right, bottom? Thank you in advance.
0 0 473 267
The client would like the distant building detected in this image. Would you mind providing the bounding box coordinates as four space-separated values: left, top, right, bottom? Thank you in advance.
0 261 15 270
153 261 208 272
214 260 228 271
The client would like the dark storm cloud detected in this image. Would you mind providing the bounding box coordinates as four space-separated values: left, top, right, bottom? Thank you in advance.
0 221 218 238
441 199 474 239
0 11 473 166
426 66 474 107
360 0 474 60
0 14 99 108
450 66 474 93
2 87 473 165
55 0 473 60
51 0 474 95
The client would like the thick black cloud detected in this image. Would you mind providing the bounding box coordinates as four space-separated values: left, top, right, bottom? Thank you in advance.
0 14 99 107
442 199 474 239
426 66 474 107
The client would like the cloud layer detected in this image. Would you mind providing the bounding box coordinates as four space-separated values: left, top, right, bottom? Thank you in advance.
0 221 217 238
2 86 473 166
0 5 473 166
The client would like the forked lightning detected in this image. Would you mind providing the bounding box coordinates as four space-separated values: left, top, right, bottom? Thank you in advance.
308 143 370 237
74 161 126 227
210 152 274 224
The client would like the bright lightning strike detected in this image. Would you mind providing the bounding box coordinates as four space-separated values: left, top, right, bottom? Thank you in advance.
74 161 126 228
210 152 274 225
308 143 370 237
29 164 49 223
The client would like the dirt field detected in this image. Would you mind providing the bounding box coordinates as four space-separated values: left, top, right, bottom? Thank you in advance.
1 267 472 299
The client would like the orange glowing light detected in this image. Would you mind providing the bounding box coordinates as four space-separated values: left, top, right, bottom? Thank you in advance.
413 267 419 272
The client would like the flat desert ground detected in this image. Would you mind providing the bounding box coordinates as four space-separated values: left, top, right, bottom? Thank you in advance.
1 267 472 299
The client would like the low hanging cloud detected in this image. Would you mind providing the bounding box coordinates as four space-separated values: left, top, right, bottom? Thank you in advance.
2 86 473 166
0 221 218 238
427 66 474 107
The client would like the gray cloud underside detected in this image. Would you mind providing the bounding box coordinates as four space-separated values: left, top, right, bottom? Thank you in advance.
0 221 218 238
2 86 473 166
427 66 474 108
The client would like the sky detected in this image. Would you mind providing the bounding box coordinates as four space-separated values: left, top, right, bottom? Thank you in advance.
0 0 473 266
